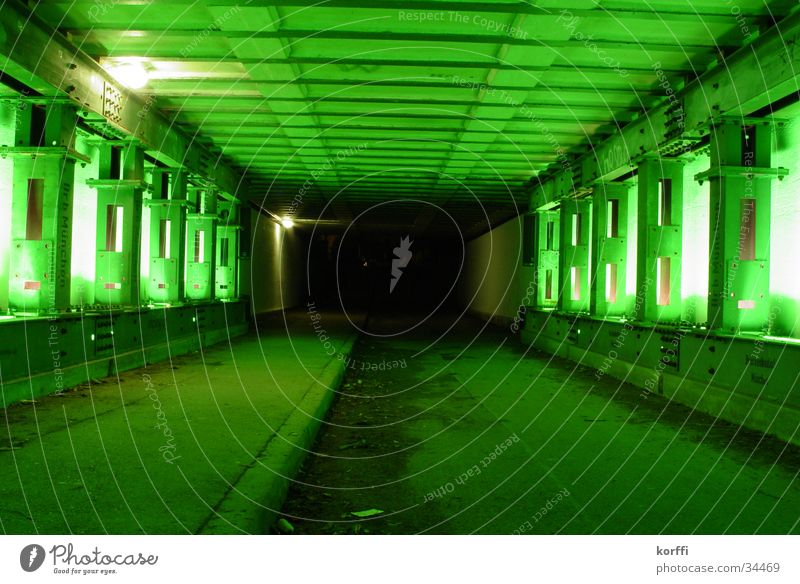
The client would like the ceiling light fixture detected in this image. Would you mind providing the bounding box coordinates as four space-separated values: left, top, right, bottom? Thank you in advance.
104 60 149 90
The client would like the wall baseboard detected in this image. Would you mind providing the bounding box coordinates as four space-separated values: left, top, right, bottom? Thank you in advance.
522 310 800 447
1 302 248 408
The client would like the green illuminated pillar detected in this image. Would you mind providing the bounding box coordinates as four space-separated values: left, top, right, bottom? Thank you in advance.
87 140 145 306
215 200 240 301
237 205 252 301
144 168 188 304
533 209 559 310
634 158 684 324
590 182 630 317
185 188 217 301
698 119 786 333
557 197 591 313
7 102 82 313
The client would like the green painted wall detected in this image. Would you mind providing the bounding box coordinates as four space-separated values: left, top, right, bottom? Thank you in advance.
249 213 307 315
0 102 13 312
771 103 800 337
681 153 711 325
70 136 99 307
460 216 532 325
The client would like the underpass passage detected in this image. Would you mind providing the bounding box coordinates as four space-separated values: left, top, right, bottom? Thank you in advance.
2 0 800 542
279 314 800 535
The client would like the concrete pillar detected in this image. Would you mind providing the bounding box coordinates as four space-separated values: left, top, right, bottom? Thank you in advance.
590 182 631 318
533 209 559 310
144 168 188 305
557 197 591 313
215 200 240 301
185 187 217 301
700 119 786 333
634 157 684 324
237 205 252 302
87 140 145 306
7 102 80 313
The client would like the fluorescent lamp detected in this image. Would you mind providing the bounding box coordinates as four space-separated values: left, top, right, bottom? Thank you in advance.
106 61 149 90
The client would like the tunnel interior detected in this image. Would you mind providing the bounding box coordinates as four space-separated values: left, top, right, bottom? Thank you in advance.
0 0 799 537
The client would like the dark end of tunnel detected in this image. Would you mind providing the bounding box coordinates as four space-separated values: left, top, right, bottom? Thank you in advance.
306 228 465 332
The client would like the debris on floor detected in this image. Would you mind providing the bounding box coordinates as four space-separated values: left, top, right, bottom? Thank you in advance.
338 438 367 450
351 509 384 518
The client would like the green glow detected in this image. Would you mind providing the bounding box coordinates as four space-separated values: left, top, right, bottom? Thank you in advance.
70 137 99 306
680 154 710 323
0 103 14 311
113 207 125 252
164 221 171 260
103 59 149 90
625 183 637 298
764 335 800 344
771 110 800 337
140 199 151 302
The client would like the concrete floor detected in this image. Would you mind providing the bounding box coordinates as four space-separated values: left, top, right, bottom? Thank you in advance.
281 313 800 534
1 310 798 534
0 311 357 534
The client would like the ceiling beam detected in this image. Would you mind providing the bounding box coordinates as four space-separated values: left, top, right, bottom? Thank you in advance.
179 121 604 135
156 95 659 109
223 149 560 161
165 107 633 120
124 56 696 76
46 0 784 20
67 28 730 52
252 177 532 186
146 85 654 98
175 112 615 125
143 77 657 93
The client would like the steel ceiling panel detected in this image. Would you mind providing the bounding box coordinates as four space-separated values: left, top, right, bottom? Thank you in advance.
23 0 796 234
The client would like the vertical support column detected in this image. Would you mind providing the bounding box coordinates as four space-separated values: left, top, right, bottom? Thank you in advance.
88 140 145 306
557 197 591 313
7 102 80 313
534 209 559 310
144 168 188 305
522 213 536 269
699 119 785 333
634 158 684 324
185 187 217 302
215 200 240 301
237 205 252 302
590 182 630 318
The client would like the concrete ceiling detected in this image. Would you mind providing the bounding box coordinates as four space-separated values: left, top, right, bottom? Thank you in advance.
32 0 797 234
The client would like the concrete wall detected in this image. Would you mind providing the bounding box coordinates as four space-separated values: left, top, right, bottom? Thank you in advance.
0 302 248 407
459 216 535 328
522 310 800 446
247 213 307 315
0 102 15 311
770 101 800 338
